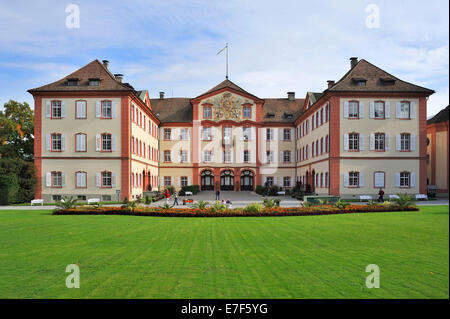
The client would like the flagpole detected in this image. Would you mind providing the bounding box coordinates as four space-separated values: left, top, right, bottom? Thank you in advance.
226 43 229 79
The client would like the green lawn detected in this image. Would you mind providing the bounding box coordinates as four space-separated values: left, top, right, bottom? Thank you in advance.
0 206 448 299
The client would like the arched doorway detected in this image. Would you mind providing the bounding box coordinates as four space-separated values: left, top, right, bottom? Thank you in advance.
220 170 234 191
240 170 254 191
201 170 214 190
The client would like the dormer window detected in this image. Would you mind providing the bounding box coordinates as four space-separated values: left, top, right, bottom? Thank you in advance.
352 78 366 86
266 113 275 118
67 78 79 86
284 113 293 119
380 78 396 86
89 78 101 86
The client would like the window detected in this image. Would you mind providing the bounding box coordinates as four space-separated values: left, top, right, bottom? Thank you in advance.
203 150 212 162
52 171 62 187
203 105 212 119
77 195 86 201
326 135 329 153
52 195 62 201
374 133 385 151
76 172 87 188
223 126 232 145
164 150 171 162
224 150 232 163
89 79 100 86
67 79 78 86
283 177 291 187
400 133 410 151
400 102 410 119
101 134 112 151
283 129 291 141
51 133 62 151
180 128 189 140
349 172 359 187
283 150 291 163
266 151 273 163
180 150 188 162
243 150 250 163
349 133 359 151
400 172 410 187
243 105 251 118
356 80 366 86
266 128 273 141
374 172 385 188
76 100 87 119
266 177 274 186
181 176 188 187
374 101 385 118
52 101 62 118
164 176 172 186
102 101 112 118
243 127 251 140
102 195 111 201
102 171 112 187
164 128 171 140
75 133 86 152
348 101 359 118
202 127 212 140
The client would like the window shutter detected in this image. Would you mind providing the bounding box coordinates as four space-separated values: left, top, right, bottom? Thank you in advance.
61 172 66 187
46 134 51 151
273 177 277 186
385 134 390 150
396 102 401 118
96 101 101 118
264 176 267 184
61 101 66 118
322 173 326 186
359 134 364 150
359 172 364 187
111 101 116 118
96 134 101 151
396 134 401 151
359 102 364 118
76 134 81 151
290 128 294 141
385 102 390 118
187 150 190 162
188 177 191 185
61 134 66 151
410 101 415 119
111 173 116 187
46 101 51 118
82 173 87 187
370 101 375 118
344 101 349 118
343 134 349 151
411 134 416 151
76 173 81 187
279 128 284 140
344 173 349 187
322 108 325 123
251 127 256 141
312 142 315 157
46 172 51 187
410 173 415 187
322 139 325 153
289 151 292 163
111 134 116 151
263 128 267 141
395 172 400 187
279 151 283 163
291 177 294 187
370 133 375 150
96 173 101 187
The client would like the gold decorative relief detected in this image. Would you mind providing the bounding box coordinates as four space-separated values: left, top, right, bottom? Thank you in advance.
205 93 248 121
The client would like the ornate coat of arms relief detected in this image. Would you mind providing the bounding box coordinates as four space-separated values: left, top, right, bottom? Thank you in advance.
204 93 252 121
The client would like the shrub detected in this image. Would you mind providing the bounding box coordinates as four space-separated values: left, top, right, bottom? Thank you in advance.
210 201 226 212
255 185 265 195
334 199 349 209
263 197 276 208
164 185 175 195
300 201 314 208
244 203 263 213
181 185 200 195
274 198 281 207
55 196 78 209
178 189 186 196
0 158 36 204
0 173 19 205
392 193 415 209
192 200 210 209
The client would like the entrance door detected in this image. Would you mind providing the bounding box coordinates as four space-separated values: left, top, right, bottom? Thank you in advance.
220 170 234 191
240 170 254 191
201 170 214 190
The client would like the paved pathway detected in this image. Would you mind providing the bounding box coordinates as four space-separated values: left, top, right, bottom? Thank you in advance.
1 192 448 210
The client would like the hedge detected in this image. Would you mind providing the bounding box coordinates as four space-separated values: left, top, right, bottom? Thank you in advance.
53 204 418 218
0 173 19 205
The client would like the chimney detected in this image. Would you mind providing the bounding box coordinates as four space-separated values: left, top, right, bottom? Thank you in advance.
159 92 165 99
114 74 123 83
287 92 295 101
350 57 358 69
327 80 335 89
102 60 109 69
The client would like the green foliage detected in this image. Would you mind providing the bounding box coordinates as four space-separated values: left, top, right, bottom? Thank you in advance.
255 185 265 195
142 196 153 205
392 193 416 209
263 197 276 208
0 100 34 161
181 185 200 194
243 203 263 213
55 196 78 209
318 199 329 205
301 201 314 208
0 158 36 204
165 185 175 195
210 201 226 212
334 199 350 209
274 198 281 207
160 203 171 209
367 199 378 206
192 200 210 209
0 173 19 205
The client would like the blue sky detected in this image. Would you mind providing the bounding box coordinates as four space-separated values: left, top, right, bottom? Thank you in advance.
0 0 448 116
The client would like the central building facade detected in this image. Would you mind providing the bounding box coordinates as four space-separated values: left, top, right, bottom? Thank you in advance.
29 57 434 201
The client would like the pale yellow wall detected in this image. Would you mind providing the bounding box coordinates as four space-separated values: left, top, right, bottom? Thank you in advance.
296 160 329 195
159 127 193 167
426 133 432 182
159 167 193 190
261 168 296 188
435 131 448 189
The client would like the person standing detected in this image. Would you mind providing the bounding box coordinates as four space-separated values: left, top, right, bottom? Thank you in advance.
378 188 385 202
215 189 220 201
172 192 179 207
164 189 170 204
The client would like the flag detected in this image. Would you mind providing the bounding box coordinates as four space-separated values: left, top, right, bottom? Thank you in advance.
217 44 227 55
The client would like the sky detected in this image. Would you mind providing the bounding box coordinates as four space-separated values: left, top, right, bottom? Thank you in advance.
0 0 448 117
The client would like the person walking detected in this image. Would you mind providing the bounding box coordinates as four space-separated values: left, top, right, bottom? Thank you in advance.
215 189 220 201
378 188 385 202
164 189 170 204
172 192 179 207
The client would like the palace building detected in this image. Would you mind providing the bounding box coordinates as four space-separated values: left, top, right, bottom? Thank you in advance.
29 57 434 201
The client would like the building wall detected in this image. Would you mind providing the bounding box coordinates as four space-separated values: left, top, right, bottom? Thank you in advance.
435 130 448 190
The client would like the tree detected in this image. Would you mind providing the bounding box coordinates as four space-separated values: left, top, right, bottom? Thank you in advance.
0 158 36 204
0 100 34 161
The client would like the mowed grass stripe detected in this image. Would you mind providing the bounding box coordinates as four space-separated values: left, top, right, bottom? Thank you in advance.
0 206 448 298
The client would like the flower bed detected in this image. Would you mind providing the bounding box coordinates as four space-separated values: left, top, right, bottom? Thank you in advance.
52 204 418 217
